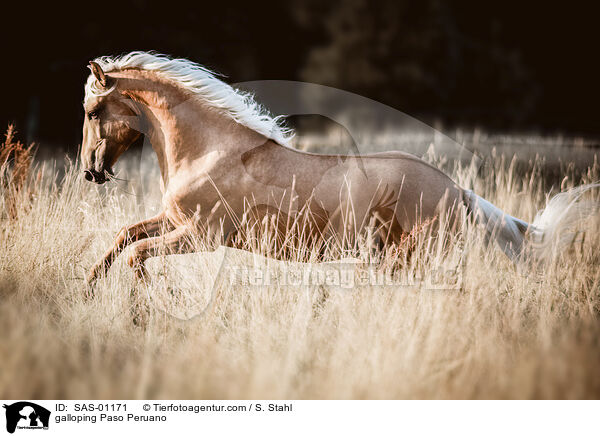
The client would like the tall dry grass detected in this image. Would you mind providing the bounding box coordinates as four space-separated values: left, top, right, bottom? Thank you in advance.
0 133 599 399
0 125 36 220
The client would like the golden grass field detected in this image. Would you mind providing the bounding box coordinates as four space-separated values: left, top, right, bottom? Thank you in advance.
1 128 599 399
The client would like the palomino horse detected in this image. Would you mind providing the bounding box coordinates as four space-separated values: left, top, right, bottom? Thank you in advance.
82 52 596 284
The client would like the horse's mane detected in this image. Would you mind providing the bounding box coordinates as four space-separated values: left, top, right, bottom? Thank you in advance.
84 51 294 146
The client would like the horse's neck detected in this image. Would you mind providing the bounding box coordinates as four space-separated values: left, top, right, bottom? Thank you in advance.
126 76 270 184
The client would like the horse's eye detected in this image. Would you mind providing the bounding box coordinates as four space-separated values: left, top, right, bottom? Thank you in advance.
87 110 99 120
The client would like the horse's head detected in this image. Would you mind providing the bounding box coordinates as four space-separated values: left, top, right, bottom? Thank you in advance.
81 61 141 184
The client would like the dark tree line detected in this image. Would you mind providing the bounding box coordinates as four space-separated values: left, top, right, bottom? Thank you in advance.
1 0 598 151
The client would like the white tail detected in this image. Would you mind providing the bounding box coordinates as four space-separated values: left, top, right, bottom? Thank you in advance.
463 184 600 262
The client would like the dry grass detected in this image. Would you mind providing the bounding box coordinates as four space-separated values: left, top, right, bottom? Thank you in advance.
0 134 599 399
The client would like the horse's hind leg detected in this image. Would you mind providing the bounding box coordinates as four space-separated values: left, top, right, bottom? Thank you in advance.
371 209 411 272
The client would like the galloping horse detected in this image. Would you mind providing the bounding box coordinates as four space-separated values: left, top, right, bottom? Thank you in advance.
81 52 596 284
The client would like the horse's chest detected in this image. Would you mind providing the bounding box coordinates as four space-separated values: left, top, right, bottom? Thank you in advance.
161 160 246 219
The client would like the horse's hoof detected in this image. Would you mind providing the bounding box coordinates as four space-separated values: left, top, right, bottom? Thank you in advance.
84 264 106 300
86 262 105 285
129 260 149 283
82 282 96 300
132 308 149 328
86 272 97 286
130 290 150 328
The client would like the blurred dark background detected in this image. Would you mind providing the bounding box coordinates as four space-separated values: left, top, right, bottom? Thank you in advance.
1 0 598 152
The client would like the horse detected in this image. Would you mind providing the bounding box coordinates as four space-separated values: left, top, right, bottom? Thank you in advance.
81 51 597 284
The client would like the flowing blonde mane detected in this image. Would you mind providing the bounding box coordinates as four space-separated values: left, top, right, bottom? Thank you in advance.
84 51 293 146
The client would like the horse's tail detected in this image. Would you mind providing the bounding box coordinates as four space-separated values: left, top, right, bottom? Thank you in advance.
463 184 600 262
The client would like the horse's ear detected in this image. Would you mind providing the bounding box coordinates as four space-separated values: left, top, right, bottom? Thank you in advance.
88 61 109 88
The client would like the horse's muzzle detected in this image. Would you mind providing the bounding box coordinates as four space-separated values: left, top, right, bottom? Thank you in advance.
83 169 108 184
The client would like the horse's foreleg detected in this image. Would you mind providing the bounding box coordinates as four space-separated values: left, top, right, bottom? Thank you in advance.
126 225 195 280
87 212 172 284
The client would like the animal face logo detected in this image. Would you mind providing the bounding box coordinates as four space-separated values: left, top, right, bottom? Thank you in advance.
2 402 50 434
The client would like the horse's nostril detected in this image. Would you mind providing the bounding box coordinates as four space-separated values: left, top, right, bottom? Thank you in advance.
84 170 94 181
